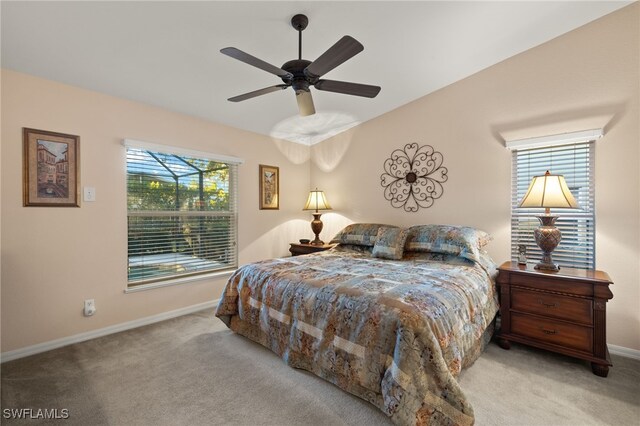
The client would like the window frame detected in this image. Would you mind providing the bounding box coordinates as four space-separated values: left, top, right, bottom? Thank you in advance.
123 139 243 290
510 140 596 270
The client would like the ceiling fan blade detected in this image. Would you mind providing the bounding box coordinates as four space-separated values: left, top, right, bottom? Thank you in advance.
304 36 364 79
228 85 289 102
296 90 316 116
221 47 293 79
315 80 381 98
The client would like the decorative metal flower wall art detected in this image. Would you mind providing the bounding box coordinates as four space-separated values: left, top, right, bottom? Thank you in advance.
380 143 448 212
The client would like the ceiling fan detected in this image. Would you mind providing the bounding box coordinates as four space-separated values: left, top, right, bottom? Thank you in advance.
221 14 381 117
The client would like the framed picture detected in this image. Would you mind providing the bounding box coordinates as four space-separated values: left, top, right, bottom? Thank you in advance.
23 128 80 207
518 244 528 265
259 164 279 210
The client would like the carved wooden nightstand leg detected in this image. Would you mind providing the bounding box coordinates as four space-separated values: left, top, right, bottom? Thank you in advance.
591 363 609 377
497 338 511 350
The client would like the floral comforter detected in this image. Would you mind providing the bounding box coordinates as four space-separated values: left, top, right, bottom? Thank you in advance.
215 247 499 425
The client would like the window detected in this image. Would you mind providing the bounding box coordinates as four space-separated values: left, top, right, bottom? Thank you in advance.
511 141 595 269
125 141 241 287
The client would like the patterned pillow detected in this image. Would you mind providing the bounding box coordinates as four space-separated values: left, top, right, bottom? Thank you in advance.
331 223 397 247
404 224 490 263
332 244 374 255
372 227 409 260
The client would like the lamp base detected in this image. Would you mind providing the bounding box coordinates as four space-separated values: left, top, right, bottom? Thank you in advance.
534 215 561 272
310 213 324 245
534 260 561 272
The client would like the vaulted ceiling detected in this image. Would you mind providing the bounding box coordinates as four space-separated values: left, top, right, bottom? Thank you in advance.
1 1 630 144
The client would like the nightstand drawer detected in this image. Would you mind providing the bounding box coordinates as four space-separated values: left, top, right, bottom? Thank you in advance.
512 288 593 325
289 243 335 256
511 312 593 353
510 274 592 297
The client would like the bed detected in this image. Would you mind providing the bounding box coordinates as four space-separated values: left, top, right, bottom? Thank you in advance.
215 224 499 425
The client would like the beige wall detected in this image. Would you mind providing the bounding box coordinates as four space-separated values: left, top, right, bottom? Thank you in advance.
311 4 640 350
1 70 310 352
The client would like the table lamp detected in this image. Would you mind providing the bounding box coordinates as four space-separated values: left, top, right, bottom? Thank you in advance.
303 188 332 245
518 170 579 271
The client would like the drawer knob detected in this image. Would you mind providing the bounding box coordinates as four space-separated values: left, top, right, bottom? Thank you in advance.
538 299 558 308
542 328 557 335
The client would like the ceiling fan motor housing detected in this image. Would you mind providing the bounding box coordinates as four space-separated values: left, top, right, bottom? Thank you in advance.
281 59 316 92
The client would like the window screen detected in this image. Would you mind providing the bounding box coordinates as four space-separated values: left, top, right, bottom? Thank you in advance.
511 142 595 269
126 146 238 286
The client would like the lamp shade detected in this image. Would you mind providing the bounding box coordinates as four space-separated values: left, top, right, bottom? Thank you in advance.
303 189 332 212
518 171 579 209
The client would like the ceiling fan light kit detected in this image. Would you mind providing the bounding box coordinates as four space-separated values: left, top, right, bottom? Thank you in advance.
221 14 381 117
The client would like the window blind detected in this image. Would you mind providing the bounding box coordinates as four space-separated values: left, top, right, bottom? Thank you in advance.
126 146 238 286
511 142 595 269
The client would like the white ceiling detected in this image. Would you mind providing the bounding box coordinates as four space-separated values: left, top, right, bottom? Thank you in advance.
1 1 630 145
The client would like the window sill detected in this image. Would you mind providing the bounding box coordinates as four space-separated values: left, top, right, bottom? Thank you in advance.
124 269 236 294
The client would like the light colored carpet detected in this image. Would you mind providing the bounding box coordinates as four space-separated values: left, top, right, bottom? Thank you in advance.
1 309 639 425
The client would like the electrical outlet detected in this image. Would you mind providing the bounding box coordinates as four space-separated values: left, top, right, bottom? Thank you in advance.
84 299 96 317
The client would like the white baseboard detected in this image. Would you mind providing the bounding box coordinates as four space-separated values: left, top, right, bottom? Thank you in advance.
608 344 640 361
0 299 219 363
2 301 638 364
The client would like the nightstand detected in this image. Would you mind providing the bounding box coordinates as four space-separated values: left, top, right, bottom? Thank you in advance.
289 243 335 256
496 261 613 377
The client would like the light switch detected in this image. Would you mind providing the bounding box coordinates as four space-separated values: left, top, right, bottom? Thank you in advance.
84 187 96 202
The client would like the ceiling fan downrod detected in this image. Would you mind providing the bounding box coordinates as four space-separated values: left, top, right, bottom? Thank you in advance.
291 14 308 61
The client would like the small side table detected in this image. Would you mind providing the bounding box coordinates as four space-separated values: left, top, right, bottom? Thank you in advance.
496 261 613 377
289 243 335 256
